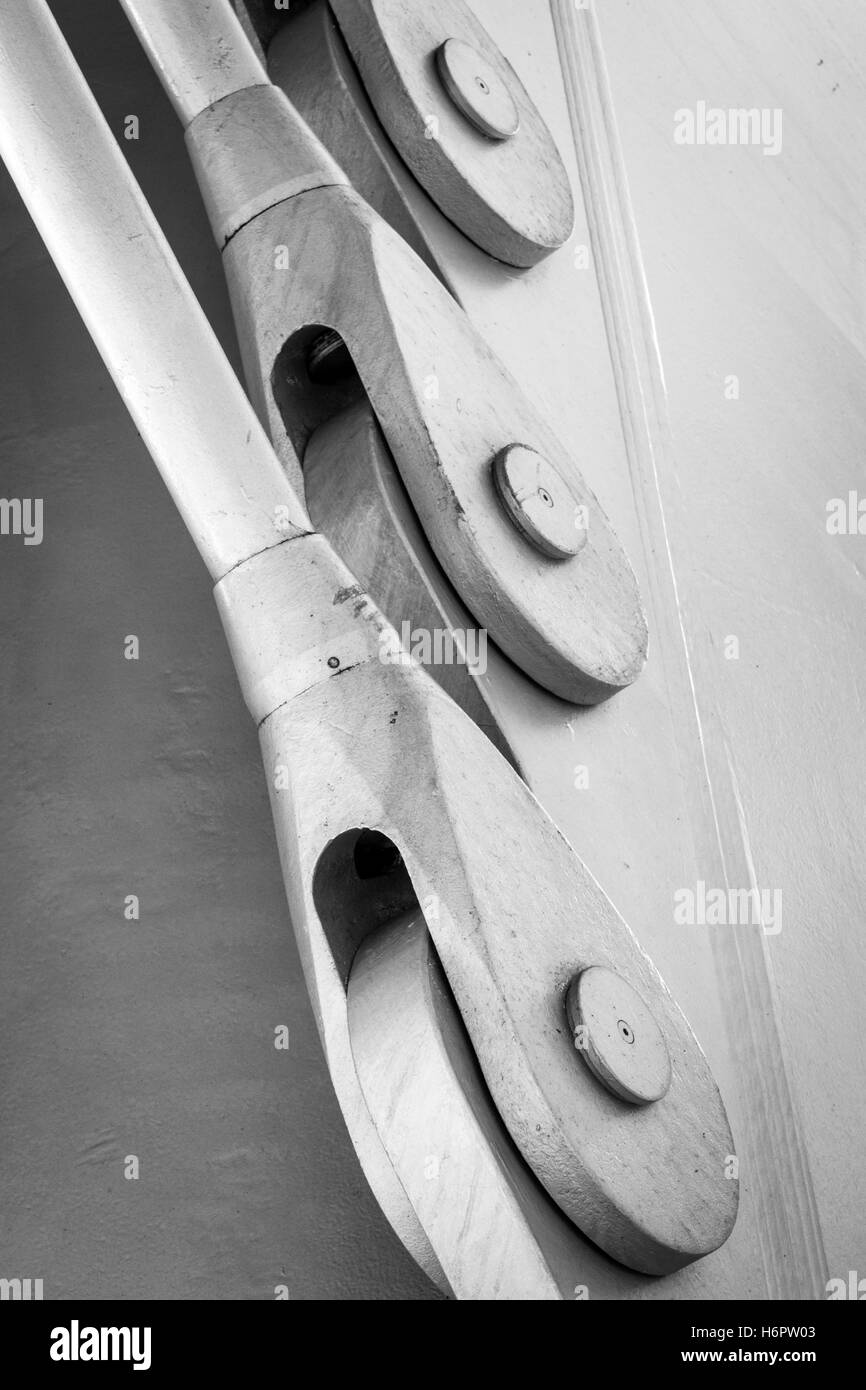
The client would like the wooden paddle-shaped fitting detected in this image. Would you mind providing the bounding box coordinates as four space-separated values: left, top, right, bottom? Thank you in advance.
232 0 575 268
105 0 735 1279
184 90 648 706
328 0 575 267
214 533 738 1275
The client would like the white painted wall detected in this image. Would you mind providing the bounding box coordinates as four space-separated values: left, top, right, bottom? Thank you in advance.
598 0 866 1281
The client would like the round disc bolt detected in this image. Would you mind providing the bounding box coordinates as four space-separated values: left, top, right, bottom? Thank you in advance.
493 444 588 560
436 38 520 141
565 966 672 1105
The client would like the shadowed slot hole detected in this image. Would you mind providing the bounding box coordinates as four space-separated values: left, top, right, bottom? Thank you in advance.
312 828 420 986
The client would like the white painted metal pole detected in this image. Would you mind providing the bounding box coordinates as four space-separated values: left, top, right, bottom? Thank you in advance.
117 0 270 127
0 0 310 581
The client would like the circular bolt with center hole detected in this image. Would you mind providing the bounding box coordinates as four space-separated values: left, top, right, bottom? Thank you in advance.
565 965 672 1105
435 38 520 141
492 444 588 560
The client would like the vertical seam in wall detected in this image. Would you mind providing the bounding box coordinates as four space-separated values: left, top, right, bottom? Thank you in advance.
549 0 828 1299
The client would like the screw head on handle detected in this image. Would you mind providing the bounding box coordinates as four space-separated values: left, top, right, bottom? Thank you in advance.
435 38 520 141
493 444 588 560
565 966 672 1105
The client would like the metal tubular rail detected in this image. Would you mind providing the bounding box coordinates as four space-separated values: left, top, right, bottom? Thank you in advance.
116 0 270 126
0 0 310 580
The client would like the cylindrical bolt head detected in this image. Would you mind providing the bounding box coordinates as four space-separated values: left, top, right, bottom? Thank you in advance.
493 444 588 560
435 38 520 141
565 965 672 1106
